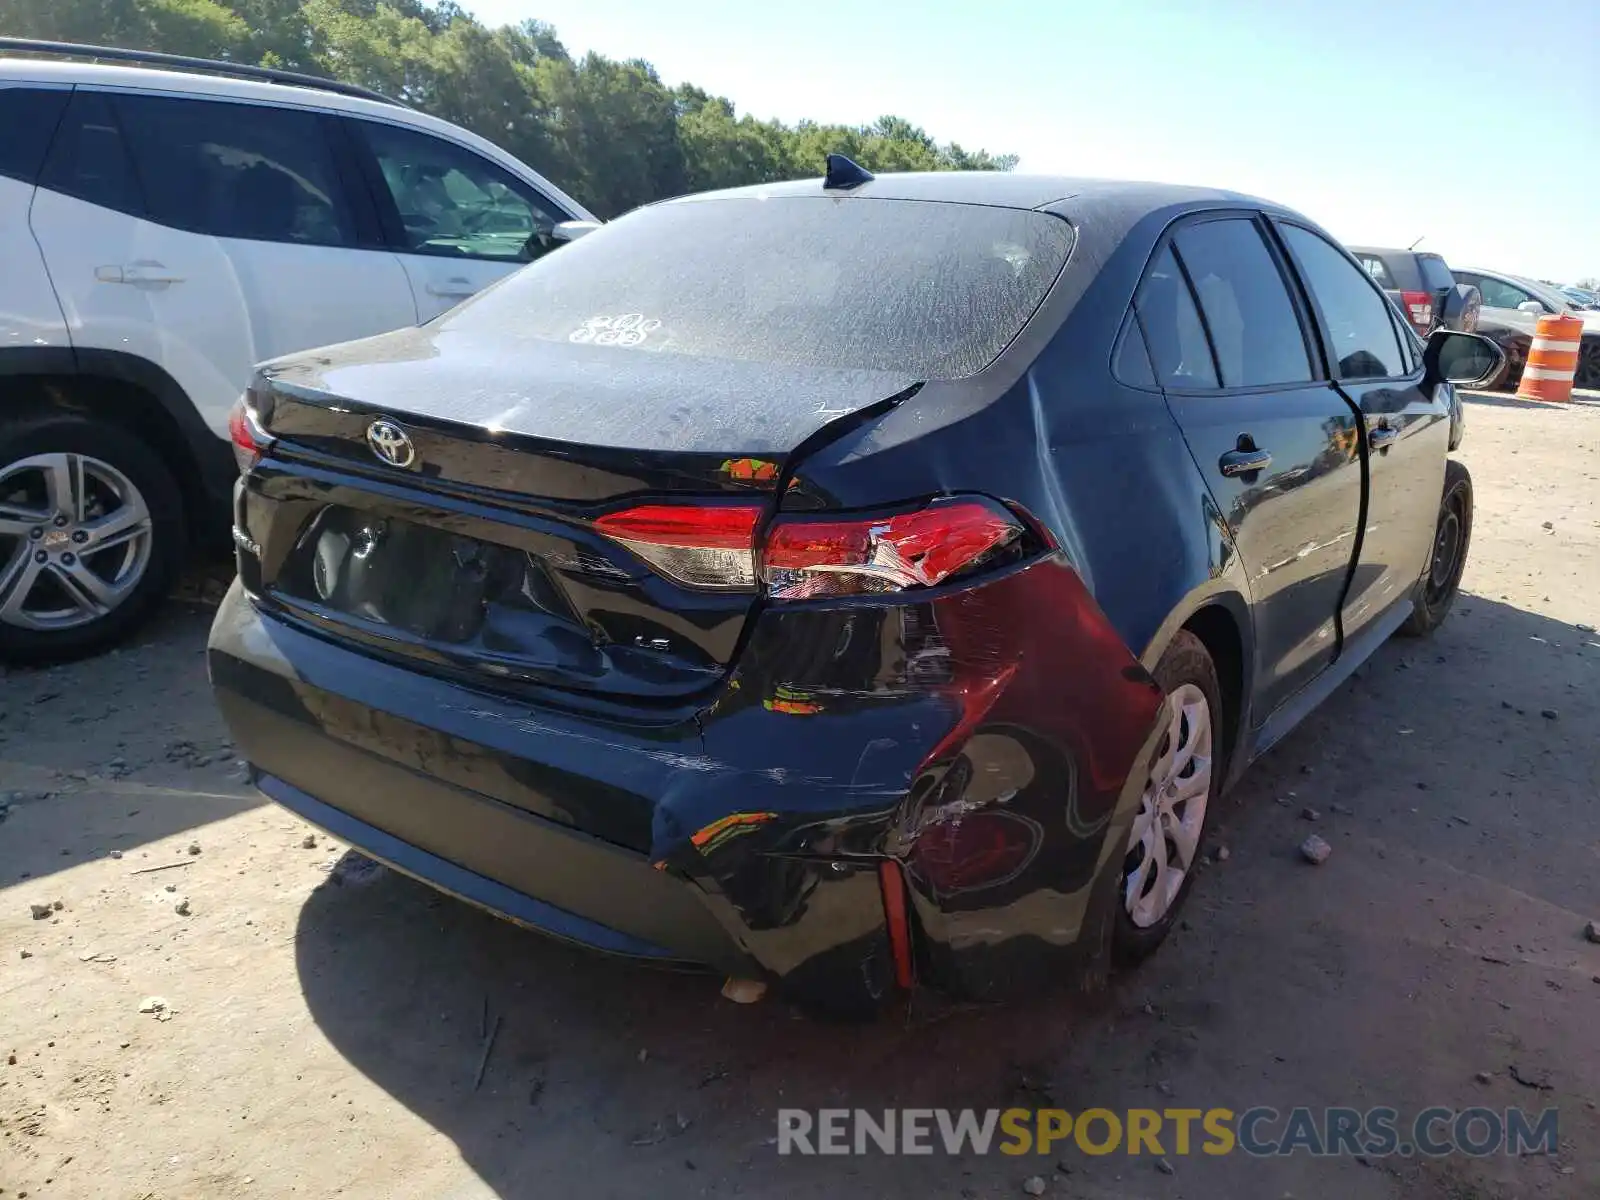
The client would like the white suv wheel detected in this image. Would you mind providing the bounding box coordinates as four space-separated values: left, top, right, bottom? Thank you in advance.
0 451 155 630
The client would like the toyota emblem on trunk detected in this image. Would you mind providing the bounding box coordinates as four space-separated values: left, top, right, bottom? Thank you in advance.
366 418 416 468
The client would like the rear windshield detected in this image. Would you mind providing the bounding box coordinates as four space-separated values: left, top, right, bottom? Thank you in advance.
1417 255 1456 291
440 196 1075 379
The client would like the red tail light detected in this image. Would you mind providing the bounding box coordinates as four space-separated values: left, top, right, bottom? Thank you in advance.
763 498 1022 599
1400 290 1434 331
593 503 763 589
228 396 273 473
593 496 1023 598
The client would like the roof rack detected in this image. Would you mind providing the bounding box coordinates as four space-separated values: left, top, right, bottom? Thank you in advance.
0 37 406 108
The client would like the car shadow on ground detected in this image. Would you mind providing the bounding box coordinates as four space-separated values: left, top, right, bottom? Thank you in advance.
0 594 261 889
290 592 1598 1198
1462 389 1600 410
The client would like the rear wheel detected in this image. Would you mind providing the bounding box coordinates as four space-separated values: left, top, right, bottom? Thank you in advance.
0 413 185 664
1399 458 1472 638
1113 630 1221 966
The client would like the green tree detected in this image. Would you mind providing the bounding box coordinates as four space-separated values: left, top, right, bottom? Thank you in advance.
0 0 1016 216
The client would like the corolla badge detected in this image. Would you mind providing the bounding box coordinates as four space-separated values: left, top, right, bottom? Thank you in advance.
366 418 416 468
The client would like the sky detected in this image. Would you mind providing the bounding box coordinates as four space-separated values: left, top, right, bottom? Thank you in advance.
462 0 1599 284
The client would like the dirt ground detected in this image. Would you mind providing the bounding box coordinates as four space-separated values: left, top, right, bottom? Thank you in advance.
3 390 1598 1200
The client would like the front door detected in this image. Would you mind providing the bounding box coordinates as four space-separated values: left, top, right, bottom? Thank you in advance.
1276 225 1451 641
1140 216 1364 720
343 117 573 322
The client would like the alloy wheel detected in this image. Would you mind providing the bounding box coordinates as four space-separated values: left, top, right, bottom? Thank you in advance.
1124 682 1213 928
0 453 154 631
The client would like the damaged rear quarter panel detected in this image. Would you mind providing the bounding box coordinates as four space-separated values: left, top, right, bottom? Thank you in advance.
732 205 1255 997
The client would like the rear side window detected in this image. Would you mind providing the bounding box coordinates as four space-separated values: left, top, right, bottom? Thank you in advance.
439 197 1075 378
1134 245 1218 389
1280 225 1407 380
112 94 354 247
39 90 143 215
353 120 567 263
1416 255 1456 292
1356 254 1394 289
0 87 71 185
1172 218 1313 388
1113 313 1157 388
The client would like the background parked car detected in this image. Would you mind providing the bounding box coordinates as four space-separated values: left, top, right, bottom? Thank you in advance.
1452 267 1600 391
0 39 596 664
1559 284 1599 311
1349 245 1481 337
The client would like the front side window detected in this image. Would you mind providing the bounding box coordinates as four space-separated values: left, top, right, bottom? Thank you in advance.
1134 245 1218 389
1280 225 1407 380
112 94 353 246
356 122 565 263
1474 276 1542 312
1172 218 1313 388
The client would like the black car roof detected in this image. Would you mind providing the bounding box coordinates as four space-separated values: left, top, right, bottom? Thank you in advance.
665 171 1282 216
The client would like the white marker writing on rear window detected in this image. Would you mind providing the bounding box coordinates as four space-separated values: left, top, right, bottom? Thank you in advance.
570 313 661 347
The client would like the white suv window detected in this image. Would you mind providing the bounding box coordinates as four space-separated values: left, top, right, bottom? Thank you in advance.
1474 276 1546 312
355 121 565 263
113 93 356 247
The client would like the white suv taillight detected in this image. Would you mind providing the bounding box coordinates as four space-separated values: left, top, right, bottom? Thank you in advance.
228 395 273 473
593 497 1024 599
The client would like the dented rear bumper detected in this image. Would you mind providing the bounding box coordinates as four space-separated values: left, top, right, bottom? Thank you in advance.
209 551 1163 1008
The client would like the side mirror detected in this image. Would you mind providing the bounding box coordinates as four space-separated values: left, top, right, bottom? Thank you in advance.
551 220 602 243
1423 329 1505 390
1516 300 1545 315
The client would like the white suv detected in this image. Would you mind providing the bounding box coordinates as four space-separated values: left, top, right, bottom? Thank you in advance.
0 40 595 662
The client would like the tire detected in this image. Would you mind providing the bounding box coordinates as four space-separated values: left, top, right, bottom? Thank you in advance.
1577 340 1600 392
0 412 186 665
1399 458 1472 638
1112 629 1222 966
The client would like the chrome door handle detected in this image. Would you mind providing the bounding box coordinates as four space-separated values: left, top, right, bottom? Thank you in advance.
1369 425 1399 449
1219 448 1272 477
426 278 476 299
96 263 184 285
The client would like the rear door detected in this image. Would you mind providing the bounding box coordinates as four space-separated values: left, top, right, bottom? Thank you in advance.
29 87 249 428
31 88 416 436
0 84 73 356
1143 214 1364 719
109 91 418 431
1276 223 1450 642
342 117 574 322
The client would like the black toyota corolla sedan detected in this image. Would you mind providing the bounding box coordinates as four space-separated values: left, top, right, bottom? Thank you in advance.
210 161 1501 1015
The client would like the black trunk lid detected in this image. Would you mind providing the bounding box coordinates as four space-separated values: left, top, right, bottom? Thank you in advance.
237 331 916 704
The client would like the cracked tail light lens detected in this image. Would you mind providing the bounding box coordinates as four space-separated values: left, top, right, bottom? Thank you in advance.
762 498 1023 600
592 503 763 590
594 497 1024 597
228 396 273 473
